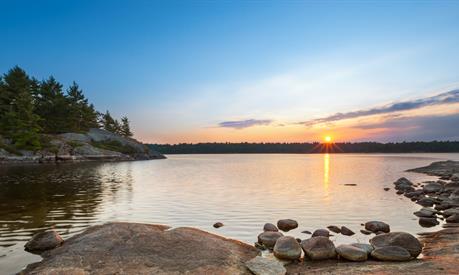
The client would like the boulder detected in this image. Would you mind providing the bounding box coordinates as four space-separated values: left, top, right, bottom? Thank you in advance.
442 207 459 217
371 246 411 261
423 182 443 193
277 219 298 232
416 197 435 207
364 221 390 233
258 231 284 249
340 226 355 236
327 225 341 234
245 256 286 275
370 232 422 258
350 243 374 255
263 223 279 232
273 236 302 261
413 208 436 218
336 244 367 261
446 214 459 223
418 217 439 227
301 236 336 260
312 229 330 237
24 230 64 251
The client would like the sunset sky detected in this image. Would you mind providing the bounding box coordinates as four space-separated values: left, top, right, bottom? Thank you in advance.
1 1 459 143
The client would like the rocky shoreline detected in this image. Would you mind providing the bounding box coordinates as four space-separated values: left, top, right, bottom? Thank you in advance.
0 128 165 164
18 160 459 274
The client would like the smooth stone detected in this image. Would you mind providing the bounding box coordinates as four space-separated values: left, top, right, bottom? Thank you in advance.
370 232 422 258
340 226 355 236
213 222 224 228
273 236 302 261
263 223 279 232
423 182 443 193
336 244 367 261
418 217 439 227
364 221 390 233
371 246 411 261
350 243 374 255
258 231 284 249
301 236 337 260
446 214 459 223
360 229 372 235
277 219 298 232
312 229 330 237
417 197 435 207
245 256 286 275
301 230 312 234
327 225 341 234
414 208 436 218
24 230 64 251
442 207 459 217
384 187 390 191
394 177 413 186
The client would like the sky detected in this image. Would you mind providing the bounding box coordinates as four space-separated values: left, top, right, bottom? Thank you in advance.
1 0 459 143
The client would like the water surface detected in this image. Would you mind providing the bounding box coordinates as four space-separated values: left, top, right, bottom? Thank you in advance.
1 153 459 274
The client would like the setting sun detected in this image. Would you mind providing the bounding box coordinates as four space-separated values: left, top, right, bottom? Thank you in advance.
324 136 332 143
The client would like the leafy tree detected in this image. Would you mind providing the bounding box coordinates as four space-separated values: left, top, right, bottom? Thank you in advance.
120 116 133 137
0 66 41 150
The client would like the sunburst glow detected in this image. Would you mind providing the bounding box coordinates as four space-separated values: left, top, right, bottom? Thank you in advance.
324 136 332 143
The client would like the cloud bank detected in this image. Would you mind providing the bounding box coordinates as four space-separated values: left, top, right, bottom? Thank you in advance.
300 89 459 126
218 119 273 129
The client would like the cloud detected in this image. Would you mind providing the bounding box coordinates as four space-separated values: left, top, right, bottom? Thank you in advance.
218 119 273 129
299 89 459 126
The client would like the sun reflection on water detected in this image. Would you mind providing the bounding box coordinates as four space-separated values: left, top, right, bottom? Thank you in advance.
324 153 330 188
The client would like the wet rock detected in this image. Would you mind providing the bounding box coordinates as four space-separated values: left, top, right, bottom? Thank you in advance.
301 236 337 260
327 225 341 234
435 203 451 211
350 243 374 255
414 207 436 218
370 232 422 258
371 246 411 261
264 223 279 232
336 244 367 261
364 221 390 233
375 231 385 235
213 222 224 228
273 236 302 261
423 182 443 193
245 256 286 275
301 230 311 234
405 190 423 198
419 217 439 227
312 229 330 237
340 226 355 236
277 219 298 232
344 184 357 186
258 231 284 249
442 207 459 217
24 230 64 251
396 190 404 195
360 229 372 235
394 177 413 186
446 214 459 223
416 197 435 207
384 187 390 191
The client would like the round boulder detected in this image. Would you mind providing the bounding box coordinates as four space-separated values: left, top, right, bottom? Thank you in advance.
336 244 367 261
277 219 298 232
364 221 390 233
257 231 283 249
301 236 337 260
371 246 411 261
370 232 422 258
263 223 279 232
25 230 64 251
312 229 330 237
350 243 374 255
446 214 459 223
423 182 443 193
273 236 302 261
418 217 439 228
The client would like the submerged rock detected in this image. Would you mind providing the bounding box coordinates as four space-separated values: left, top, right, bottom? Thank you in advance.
213 222 224 228
263 223 279 232
301 230 311 234
301 236 336 260
340 226 355 236
336 244 367 261
371 246 411 261
312 229 330 237
364 221 390 233
277 219 298 232
245 256 286 275
273 236 302 261
24 230 64 252
370 232 422 258
327 225 341 234
360 229 372 235
258 231 284 249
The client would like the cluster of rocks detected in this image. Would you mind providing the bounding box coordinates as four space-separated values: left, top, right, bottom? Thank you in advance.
247 218 422 274
393 175 459 227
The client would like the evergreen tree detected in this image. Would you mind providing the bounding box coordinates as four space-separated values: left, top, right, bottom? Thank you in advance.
66 82 98 132
101 111 117 133
0 66 41 150
120 116 133 137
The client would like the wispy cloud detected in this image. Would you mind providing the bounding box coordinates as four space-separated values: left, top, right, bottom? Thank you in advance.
218 119 273 129
299 89 459 126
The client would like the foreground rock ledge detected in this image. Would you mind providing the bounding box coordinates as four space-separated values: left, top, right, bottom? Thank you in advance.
20 222 258 275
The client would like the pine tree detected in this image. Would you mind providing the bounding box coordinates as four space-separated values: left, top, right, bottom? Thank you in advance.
101 111 117 133
0 66 41 150
120 116 133 137
66 82 98 132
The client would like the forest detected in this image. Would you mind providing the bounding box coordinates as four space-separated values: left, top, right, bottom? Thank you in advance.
150 141 459 154
0 66 132 150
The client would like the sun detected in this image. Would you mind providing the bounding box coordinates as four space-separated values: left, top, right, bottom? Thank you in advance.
324 136 332 143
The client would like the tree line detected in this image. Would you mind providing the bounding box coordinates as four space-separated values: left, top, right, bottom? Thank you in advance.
0 66 133 150
150 141 459 154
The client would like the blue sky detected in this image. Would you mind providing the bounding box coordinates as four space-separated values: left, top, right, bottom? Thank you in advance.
1 0 459 143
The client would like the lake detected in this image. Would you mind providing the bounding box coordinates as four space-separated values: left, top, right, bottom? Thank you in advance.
1 153 459 274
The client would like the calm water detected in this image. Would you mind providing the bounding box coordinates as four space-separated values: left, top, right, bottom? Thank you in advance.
1 153 459 274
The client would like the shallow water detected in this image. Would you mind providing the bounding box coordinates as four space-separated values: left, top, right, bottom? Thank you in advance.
1 153 459 274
